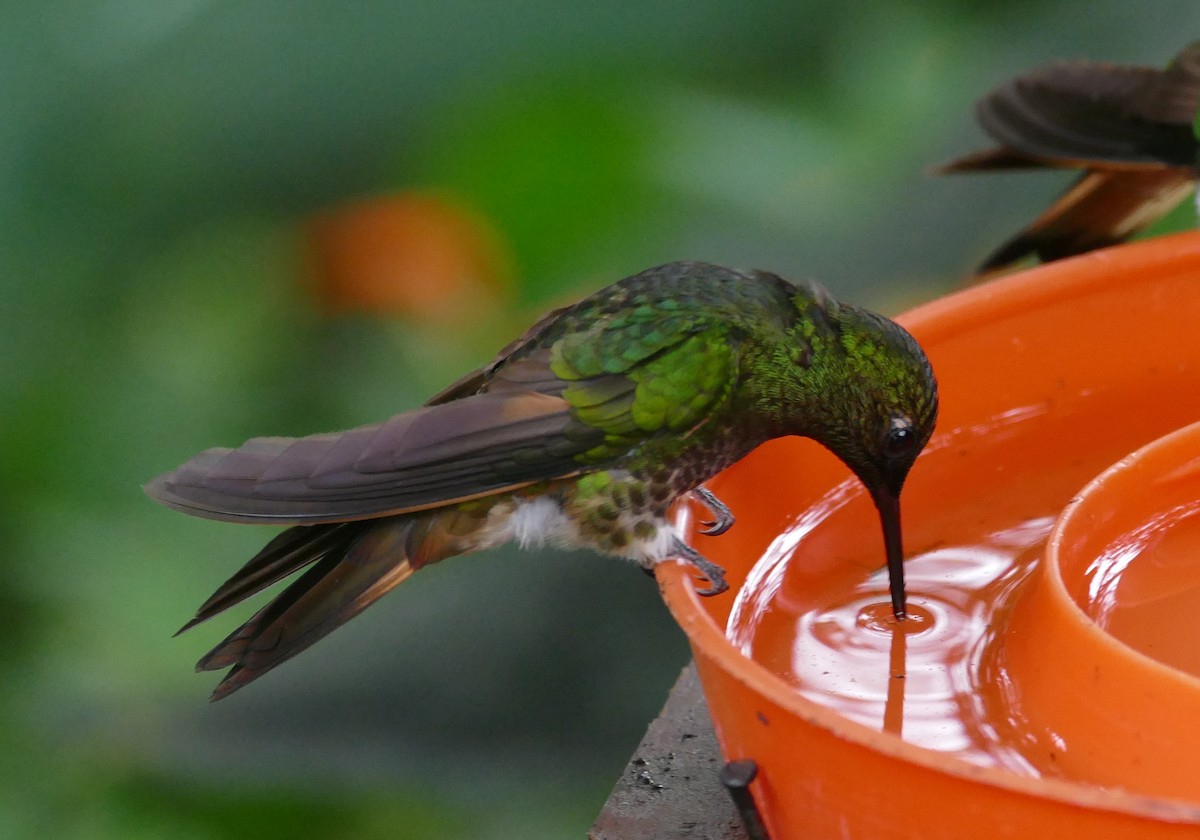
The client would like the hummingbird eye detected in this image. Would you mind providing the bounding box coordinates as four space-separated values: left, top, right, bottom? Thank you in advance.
882 416 918 459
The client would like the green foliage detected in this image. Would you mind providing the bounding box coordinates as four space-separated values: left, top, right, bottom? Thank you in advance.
408 83 661 303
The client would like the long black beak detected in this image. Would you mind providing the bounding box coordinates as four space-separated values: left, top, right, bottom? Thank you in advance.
870 488 906 619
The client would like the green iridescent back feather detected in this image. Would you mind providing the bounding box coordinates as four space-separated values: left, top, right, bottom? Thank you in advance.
498 262 802 469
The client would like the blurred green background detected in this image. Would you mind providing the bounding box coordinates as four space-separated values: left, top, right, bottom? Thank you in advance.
3 2 1198 838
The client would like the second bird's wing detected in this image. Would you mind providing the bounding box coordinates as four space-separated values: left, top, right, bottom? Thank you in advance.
964 53 1199 170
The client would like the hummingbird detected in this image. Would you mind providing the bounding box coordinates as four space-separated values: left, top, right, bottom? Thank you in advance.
146 261 938 700
936 42 1200 275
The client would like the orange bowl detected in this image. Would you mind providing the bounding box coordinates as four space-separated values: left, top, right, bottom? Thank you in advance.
659 230 1200 838
1002 420 1200 801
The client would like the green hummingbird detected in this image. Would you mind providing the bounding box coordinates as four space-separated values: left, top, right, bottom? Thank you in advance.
146 261 938 700
936 42 1200 275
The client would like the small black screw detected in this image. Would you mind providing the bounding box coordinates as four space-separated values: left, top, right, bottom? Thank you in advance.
718 759 771 840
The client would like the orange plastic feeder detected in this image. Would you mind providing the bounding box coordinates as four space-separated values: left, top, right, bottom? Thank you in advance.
1003 420 1200 802
659 230 1200 838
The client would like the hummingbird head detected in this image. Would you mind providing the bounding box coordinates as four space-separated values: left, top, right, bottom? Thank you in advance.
826 307 937 500
794 297 938 618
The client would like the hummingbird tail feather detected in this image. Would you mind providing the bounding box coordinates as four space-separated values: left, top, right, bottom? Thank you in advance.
976 230 1044 274
188 513 458 701
975 169 1197 274
932 146 1051 175
176 522 369 635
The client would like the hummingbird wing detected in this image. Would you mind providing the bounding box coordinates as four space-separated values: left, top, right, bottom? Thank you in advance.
939 47 1200 173
147 269 754 525
144 388 600 524
972 62 1194 169
936 46 1200 274
421 301 575 405
1127 41 1200 127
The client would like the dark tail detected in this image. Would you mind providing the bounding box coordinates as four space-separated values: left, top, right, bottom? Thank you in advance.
973 168 1197 275
181 513 462 701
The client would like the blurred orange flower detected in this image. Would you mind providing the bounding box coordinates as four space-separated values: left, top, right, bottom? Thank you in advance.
306 191 512 325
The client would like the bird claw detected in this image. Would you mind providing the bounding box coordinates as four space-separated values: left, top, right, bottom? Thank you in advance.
692 487 735 536
671 537 729 597
694 573 728 597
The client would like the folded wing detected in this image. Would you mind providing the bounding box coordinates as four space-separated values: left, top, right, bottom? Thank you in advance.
940 52 1200 173
145 389 601 524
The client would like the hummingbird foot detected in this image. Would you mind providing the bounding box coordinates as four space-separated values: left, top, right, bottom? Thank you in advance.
692 486 735 536
669 536 729 596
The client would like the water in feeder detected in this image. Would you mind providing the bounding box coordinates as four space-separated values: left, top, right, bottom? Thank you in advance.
1091 506 1200 677
723 375 1195 782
